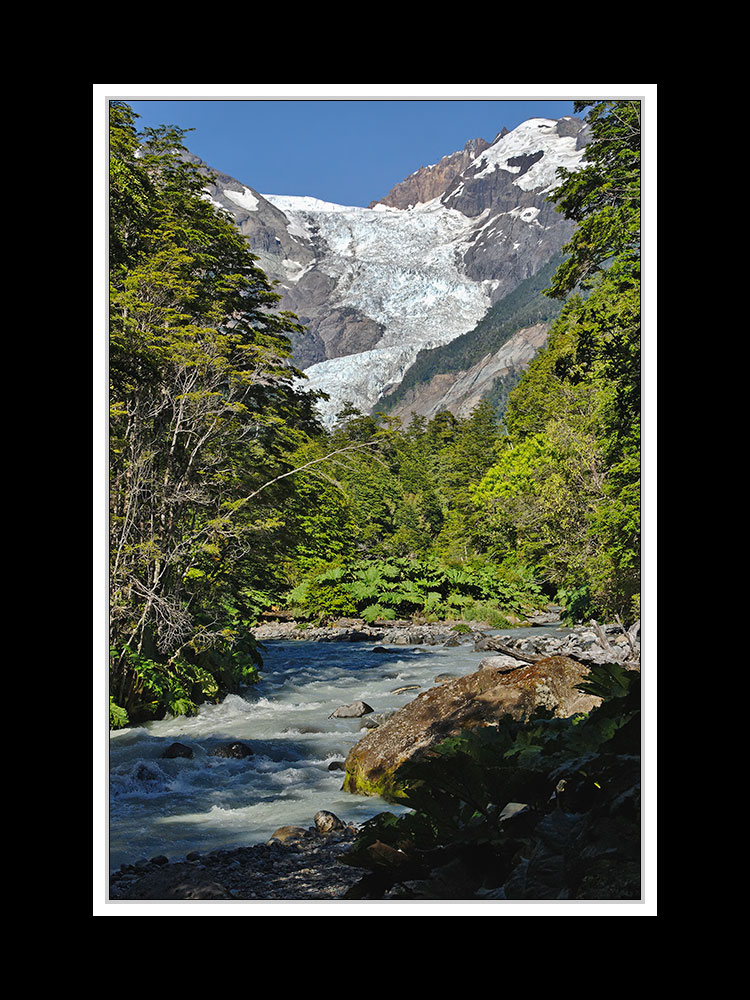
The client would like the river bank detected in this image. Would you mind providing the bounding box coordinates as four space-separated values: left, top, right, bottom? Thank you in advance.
109 814 365 900
250 610 565 644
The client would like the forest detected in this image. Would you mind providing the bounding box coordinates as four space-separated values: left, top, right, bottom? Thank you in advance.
108 99 641 731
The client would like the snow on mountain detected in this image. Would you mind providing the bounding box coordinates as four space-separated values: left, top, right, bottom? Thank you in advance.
195 117 589 424
470 117 587 192
261 193 498 421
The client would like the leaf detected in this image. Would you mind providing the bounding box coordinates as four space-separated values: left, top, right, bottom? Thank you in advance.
576 662 633 700
361 604 396 623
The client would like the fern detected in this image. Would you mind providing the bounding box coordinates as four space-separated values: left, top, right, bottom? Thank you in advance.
109 697 129 730
576 662 633 700
361 603 396 623
285 553 545 624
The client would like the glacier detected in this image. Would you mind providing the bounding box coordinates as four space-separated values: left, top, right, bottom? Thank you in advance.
262 193 499 422
250 118 588 425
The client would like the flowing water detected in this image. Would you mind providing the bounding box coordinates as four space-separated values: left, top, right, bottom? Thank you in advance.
108 627 568 872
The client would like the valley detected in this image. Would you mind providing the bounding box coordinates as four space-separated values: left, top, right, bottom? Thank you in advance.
107 98 643 907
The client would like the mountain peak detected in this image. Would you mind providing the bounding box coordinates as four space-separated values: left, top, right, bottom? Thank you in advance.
194 116 589 423
369 137 490 210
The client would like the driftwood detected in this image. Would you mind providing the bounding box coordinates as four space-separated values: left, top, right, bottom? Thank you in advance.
486 620 641 671
616 616 641 659
485 641 542 664
570 619 641 670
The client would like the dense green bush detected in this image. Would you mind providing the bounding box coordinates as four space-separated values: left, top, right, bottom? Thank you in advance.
286 555 544 624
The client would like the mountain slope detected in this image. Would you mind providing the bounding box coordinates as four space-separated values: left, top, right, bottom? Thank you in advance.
189 116 589 422
381 254 566 419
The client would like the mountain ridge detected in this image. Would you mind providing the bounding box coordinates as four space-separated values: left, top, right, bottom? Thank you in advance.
187 116 589 423
368 136 491 210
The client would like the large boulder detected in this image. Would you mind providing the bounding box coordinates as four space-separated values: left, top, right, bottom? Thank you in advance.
342 656 601 801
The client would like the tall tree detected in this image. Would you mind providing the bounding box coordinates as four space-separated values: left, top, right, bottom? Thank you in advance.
546 99 641 300
108 103 320 723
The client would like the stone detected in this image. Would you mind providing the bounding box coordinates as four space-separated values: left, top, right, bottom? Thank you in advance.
210 742 254 759
161 742 193 759
477 654 526 672
497 802 530 823
314 810 345 834
474 636 501 651
343 656 602 801
121 865 233 900
329 701 374 719
268 826 309 845
366 840 411 869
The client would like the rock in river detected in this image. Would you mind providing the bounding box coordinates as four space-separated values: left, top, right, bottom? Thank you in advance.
210 742 254 759
342 655 602 801
329 701 374 719
161 742 194 759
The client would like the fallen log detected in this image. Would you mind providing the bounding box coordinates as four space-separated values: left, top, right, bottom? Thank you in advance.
483 641 541 664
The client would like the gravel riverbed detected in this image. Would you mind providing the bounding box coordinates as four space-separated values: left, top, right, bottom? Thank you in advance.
109 821 364 901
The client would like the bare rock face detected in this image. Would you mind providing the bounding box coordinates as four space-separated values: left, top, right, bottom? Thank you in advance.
385 321 550 422
342 656 601 801
370 138 490 210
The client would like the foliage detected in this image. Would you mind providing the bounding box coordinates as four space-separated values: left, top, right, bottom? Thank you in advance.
286 554 543 624
343 668 641 899
108 98 641 727
109 636 261 725
467 100 641 623
555 584 593 625
546 100 641 299
109 697 129 730
108 101 324 724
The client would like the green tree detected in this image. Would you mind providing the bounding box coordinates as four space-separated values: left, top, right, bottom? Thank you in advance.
109 102 321 723
469 100 641 622
547 100 641 300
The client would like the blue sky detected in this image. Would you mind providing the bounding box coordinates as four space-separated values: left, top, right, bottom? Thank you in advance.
123 96 580 207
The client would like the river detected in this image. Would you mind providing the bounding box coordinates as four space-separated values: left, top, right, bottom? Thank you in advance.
108 626 568 872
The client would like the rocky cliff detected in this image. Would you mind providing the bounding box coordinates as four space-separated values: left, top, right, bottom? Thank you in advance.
385 321 550 422
369 137 491 210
